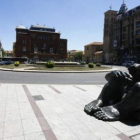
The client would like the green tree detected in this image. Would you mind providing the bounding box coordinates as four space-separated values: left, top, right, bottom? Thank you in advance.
2 48 6 57
73 52 83 61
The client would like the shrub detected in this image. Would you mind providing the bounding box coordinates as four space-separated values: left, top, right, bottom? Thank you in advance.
96 63 101 67
88 63 94 68
14 61 20 66
46 61 55 68
80 61 86 65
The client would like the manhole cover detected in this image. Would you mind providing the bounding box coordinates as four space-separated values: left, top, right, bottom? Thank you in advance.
32 95 44 101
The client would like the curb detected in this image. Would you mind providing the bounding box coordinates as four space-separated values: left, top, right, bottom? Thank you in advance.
0 68 116 73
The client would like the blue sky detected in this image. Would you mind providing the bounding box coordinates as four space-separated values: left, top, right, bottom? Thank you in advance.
0 0 139 51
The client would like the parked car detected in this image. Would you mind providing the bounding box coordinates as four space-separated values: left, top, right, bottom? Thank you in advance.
122 62 128 66
29 60 36 64
126 61 135 67
0 61 5 65
0 61 13 65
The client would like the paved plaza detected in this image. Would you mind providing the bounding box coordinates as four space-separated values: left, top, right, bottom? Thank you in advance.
0 83 140 140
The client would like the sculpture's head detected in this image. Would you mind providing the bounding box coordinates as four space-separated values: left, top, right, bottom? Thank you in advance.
128 63 140 81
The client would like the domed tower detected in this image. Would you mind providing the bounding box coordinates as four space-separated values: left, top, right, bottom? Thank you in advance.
118 0 128 15
0 39 2 57
0 39 2 48
117 0 128 19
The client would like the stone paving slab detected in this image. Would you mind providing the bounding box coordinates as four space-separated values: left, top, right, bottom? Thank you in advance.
0 84 140 140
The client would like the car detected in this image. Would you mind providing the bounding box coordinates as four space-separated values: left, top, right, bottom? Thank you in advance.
0 61 13 65
29 60 36 64
122 62 128 66
126 61 135 67
0 61 5 65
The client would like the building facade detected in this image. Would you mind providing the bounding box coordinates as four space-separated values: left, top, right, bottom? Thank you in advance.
103 2 140 64
14 25 67 61
4 50 13 57
84 42 103 63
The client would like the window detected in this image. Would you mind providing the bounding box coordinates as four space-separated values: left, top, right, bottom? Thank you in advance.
60 43 64 46
123 26 126 32
136 38 140 44
136 21 140 28
23 47 26 52
42 44 46 49
123 34 126 40
50 48 53 53
48 36 51 40
34 47 38 53
22 40 27 44
136 30 140 35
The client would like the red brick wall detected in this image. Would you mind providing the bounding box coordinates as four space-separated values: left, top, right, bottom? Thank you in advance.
15 28 67 61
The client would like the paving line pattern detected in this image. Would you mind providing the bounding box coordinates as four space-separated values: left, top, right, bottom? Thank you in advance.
23 85 57 140
0 84 140 140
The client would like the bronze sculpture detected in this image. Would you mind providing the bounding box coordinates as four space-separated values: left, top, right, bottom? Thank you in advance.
84 63 140 121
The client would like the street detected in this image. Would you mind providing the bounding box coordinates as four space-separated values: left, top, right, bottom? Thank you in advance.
0 65 128 85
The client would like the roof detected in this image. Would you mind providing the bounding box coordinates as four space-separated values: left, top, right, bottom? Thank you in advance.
94 51 103 55
104 10 118 14
16 25 27 29
69 50 84 54
30 25 56 33
30 25 54 29
5 50 13 53
29 30 60 34
85 42 103 46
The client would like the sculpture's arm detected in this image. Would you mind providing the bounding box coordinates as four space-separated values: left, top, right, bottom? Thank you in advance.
105 70 133 84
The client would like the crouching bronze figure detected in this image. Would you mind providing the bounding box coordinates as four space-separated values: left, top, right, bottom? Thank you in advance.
84 64 140 121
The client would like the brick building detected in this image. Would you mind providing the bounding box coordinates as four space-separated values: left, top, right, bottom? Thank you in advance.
14 25 67 61
103 2 140 64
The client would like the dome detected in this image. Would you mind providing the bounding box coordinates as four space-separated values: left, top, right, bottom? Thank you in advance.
118 2 128 15
16 25 26 29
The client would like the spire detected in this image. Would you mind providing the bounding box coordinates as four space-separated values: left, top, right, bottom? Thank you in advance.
118 1 128 15
109 4 112 10
0 39 2 49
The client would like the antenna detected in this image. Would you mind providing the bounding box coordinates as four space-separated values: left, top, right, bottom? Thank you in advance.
109 4 112 10
123 0 125 4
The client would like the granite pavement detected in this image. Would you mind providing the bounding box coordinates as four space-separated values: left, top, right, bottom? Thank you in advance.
0 84 140 140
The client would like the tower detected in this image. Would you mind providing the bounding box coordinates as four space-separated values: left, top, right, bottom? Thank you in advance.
0 39 2 57
117 0 128 20
103 9 118 63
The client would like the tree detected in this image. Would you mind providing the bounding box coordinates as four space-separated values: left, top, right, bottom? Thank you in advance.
1 48 6 57
73 52 83 62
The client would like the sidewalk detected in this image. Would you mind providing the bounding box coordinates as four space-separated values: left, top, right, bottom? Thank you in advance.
0 84 140 140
